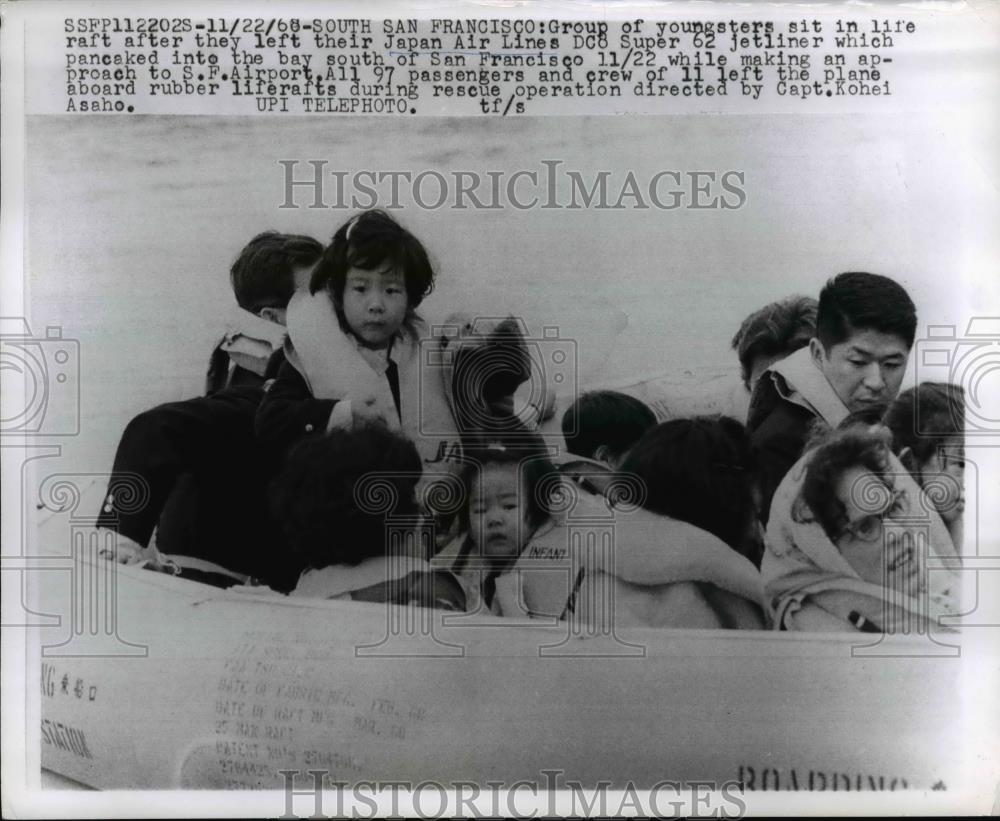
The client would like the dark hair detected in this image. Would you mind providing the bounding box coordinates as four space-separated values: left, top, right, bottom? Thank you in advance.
884 382 965 466
270 427 422 570
619 416 759 561
310 209 435 319
457 436 556 537
229 231 323 313
561 391 657 462
803 404 889 453
449 318 532 439
731 295 818 389
816 272 917 351
793 427 893 541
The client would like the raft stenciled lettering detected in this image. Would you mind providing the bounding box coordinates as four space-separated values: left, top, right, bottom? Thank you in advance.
40 719 94 760
738 764 913 791
41 663 99 701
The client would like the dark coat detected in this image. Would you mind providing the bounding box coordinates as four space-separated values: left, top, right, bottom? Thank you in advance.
746 372 820 526
254 359 344 457
96 349 302 591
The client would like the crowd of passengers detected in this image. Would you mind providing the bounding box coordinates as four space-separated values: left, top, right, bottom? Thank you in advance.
96 210 965 633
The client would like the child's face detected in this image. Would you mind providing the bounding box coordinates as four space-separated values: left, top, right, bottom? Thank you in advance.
832 466 922 592
342 266 408 349
917 436 965 524
468 464 531 566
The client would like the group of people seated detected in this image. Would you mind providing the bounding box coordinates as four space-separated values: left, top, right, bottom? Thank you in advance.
95 209 965 634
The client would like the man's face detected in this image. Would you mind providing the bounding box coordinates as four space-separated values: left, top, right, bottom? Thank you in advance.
811 329 910 413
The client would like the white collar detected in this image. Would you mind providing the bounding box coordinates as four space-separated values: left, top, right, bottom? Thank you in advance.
224 306 288 349
768 346 850 427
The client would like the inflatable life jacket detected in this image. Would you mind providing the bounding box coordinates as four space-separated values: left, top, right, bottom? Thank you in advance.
205 307 288 395
283 291 553 463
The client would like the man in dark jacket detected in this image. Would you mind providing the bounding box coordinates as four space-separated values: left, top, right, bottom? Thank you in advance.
95 232 323 589
746 272 917 523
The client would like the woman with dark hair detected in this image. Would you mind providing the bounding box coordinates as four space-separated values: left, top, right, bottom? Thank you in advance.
884 382 965 546
620 416 761 566
761 424 960 632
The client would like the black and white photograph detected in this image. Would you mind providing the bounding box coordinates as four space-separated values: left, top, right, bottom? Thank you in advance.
2 0 998 816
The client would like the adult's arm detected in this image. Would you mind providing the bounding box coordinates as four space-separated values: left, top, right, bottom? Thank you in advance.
751 403 815 525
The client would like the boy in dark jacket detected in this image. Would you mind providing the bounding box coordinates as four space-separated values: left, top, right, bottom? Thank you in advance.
96 232 323 589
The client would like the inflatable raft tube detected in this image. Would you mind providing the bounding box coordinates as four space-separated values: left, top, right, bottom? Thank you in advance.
38 554 967 792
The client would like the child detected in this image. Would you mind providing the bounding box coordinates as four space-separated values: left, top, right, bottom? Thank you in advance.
207 230 324 393
762 425 959 632
256 211 541 468
257 211 553 554
620 416 762 566
256 210 440 450
96 231 323 590
433 438 557 614
272 427 466 609
884 383 965 546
